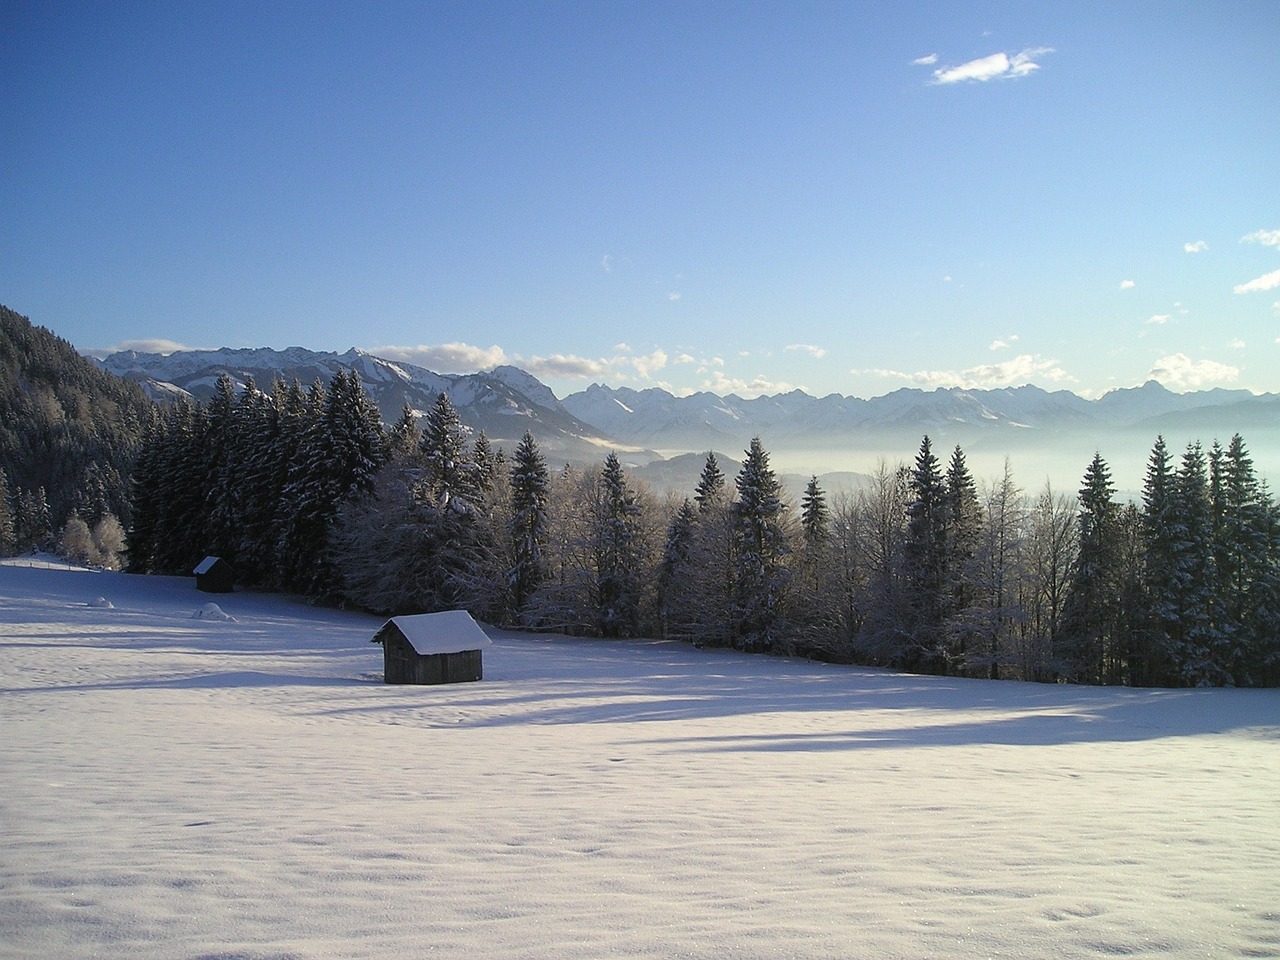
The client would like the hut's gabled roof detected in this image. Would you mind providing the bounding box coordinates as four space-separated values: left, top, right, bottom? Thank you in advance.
193 556 223 576
373 610 493 655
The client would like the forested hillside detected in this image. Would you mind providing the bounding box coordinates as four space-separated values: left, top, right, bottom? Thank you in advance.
0 305 154 560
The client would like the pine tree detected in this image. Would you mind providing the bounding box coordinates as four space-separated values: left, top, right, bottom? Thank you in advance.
658 498 699 640
695 452 726 512
1139 436 1177 684
508 431 550 616
800 476 829 548
942 444 982 671
594 452 644 638
675 452 737 647
903 436 948 672
472 431 497 496
732 437 789 652
1060 453 1123 683
387 402 420 460
419 391 473 507
1215 434 1272 683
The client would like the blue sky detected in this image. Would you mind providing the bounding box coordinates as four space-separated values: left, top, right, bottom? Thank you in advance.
3 0 1278 399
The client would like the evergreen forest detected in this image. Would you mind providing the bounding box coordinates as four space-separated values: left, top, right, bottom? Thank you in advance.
121 373 1280 687
3 305 1278 686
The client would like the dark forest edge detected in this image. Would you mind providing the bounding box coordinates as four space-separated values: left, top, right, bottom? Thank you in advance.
3 305 1278 687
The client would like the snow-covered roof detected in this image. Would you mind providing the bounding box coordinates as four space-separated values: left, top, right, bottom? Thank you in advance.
193 556 222 575
375 610 492 655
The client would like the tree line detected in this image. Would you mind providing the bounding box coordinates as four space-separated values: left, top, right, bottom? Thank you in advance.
121 371 1280 687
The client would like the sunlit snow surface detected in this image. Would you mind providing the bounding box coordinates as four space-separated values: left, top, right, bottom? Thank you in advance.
2 559 1278 959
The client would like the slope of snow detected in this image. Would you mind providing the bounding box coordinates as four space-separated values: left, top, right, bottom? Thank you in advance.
2 559 1278 959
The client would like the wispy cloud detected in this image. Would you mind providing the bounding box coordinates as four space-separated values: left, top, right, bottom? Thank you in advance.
911 53 938 66
862 353 1072 390
85 338 197 359
1228 338 1246 349
1234 268 1280 294
667 291 682 301
1120 279 1136 290
1145 314 1172 325
929 47 1054 85
1184 240 1208 253
373 342 509 372
520 353 612 380
600 254 614 272
1147 354 1239 390
785 343 827 359
702 371 799 398
988 335 1019 351
1242 229 1280 248
521 347 670 383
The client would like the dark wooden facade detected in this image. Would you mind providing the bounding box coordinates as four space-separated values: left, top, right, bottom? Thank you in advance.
373 619 486 685
193 556 234 593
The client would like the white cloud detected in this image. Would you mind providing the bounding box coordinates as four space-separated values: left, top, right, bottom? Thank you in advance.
1228 338 1246 349
702 371 799 398
930 47 1053 85
520 347 669 384
630 349 669 379
1184 240 1208 253
1234 268 1280 294
674 353 696 365
371 342 509 372
912 53 938 66
1241 229 1280 248
667 292 682 301
86 338 197 359
785 343 827 359
1120 279 1136 290
861 353 1073 390
1145 314 1172 325
1146 354 1239 390
989 339 1008 351
601 255 613 272
521 353 612 380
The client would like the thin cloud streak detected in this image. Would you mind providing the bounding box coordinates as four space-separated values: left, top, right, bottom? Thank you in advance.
86 338 197 359
1234 268 1280 294
861 354 1073 390
930 47 1054 84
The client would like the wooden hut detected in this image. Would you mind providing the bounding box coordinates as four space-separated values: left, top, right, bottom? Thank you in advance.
193 556 234 593
372 610 492 685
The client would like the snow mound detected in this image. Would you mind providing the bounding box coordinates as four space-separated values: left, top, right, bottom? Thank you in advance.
87 597 114 608
191 602 236 622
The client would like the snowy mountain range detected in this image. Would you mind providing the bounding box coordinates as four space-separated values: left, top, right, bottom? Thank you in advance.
96 346 631 463
97 345 1279 489
560 380 1279 449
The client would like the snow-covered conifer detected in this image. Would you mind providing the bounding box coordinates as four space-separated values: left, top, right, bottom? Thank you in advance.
732 437 789 652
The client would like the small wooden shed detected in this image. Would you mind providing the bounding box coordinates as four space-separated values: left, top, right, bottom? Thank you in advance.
193 556 234 593
372 610 493 685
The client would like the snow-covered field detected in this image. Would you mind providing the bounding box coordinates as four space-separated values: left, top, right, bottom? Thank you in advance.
2 559 1278 960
